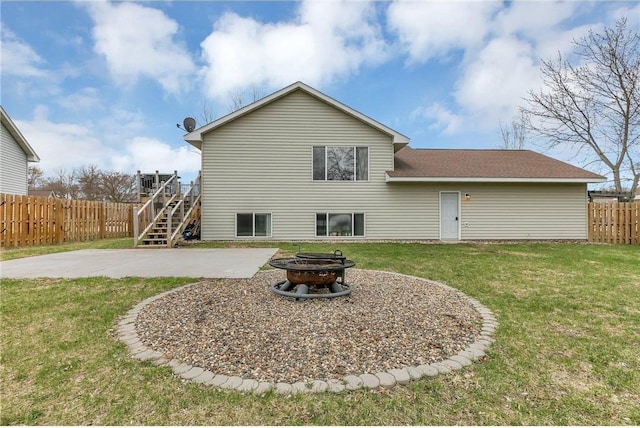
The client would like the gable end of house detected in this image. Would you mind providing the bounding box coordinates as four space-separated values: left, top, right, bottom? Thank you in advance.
184 82 410 151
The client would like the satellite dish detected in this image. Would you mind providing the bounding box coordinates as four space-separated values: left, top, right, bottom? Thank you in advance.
183 117 196 133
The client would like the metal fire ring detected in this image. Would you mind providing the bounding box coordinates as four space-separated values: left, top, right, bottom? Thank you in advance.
270 279 352 300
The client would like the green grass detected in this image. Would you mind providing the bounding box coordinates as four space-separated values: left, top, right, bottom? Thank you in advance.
1 242 639 425
0 238 133 261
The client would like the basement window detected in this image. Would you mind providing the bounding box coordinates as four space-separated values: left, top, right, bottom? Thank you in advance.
316 213 365 237
236 213 271 237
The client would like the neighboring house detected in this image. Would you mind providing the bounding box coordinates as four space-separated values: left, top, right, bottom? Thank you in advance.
588 189 638 203
184 82 605 241
29 188 56 198
1 106 40 195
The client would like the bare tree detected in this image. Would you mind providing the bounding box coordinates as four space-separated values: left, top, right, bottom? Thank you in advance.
100 171 136 203
32 166 136 202
499 113 528 150
196 86 266 127
199 98 217 126
27 165 45 191
522 18 639 195
77 164 103 201
227 85 264 113
44 169 79 199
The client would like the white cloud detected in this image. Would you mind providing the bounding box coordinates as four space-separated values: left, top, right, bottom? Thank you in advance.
398 1 610 136
56 87 103 111
450 3 623 130
454 37 541 127
535 23 602 62
608 3 640 24
412 103 463 135
199 0 389 100
492 2 598 61
387 0 501 63
492 1 579 41
85 2 196 95
111 137 200 178
0 25 46 77
15 106 112 173
15 106 200 179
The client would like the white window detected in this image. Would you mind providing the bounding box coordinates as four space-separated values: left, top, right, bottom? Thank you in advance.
236 213 271 237
313 146 368 181
316 213 365 237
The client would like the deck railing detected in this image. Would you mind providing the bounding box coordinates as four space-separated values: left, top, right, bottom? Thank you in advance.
133 171 201 247
133 173 179 246
167 172 201 248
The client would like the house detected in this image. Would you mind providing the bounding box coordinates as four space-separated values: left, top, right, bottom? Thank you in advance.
1 106 40 195
29 188 56 198
588 189 637 203
184 82 605 241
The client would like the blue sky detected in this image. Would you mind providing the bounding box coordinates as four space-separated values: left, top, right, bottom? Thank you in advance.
1 0 638 184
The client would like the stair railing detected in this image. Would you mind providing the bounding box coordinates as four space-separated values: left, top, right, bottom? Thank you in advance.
133 173 179 247
167 172 201 248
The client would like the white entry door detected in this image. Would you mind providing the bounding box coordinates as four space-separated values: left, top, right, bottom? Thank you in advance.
440 192 460 240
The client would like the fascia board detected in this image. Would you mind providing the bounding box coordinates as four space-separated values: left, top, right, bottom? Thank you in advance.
385 174 607 184
0 106 40 162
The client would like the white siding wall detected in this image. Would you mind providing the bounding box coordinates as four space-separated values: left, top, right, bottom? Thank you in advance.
0 122 28 195
200 90 589 241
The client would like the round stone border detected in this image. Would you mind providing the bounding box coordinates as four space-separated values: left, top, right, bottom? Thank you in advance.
114 270 497 394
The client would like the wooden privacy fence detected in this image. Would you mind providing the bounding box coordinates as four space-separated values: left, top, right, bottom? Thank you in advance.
0 193 134 248
587 202 639 245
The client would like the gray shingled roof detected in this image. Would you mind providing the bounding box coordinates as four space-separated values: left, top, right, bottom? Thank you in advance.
387 147 605 182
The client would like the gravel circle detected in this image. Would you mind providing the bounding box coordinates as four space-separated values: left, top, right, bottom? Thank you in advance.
135 269 484 385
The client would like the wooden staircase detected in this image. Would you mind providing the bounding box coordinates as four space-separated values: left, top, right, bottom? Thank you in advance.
133 172 201 248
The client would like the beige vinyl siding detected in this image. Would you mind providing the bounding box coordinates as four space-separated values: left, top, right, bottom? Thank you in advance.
0 122 28 195
383 182 589 240
201 90 423 240
200 90 589 241
458 183 588 240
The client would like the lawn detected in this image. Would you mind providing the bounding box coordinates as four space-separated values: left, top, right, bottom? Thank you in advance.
1 241 639 425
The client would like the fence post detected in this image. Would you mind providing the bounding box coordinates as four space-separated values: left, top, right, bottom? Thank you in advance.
0 194 9 247
0 193 5 247
55 199 63 244
99 202 105 239
587 202 595 242
133 205 139 247
136 170 142 204
633 203 639 244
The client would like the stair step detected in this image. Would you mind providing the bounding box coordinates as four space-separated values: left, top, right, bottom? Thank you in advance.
136 189 200 248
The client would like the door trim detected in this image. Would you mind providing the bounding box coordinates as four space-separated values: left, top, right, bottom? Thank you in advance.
439 191 461 241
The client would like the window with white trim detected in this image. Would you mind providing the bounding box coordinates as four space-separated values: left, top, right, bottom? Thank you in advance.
316 213 365 237
313 146 368 181
236 213 271 237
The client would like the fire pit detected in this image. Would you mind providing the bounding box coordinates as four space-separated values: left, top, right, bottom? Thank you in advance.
269 250 355 299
